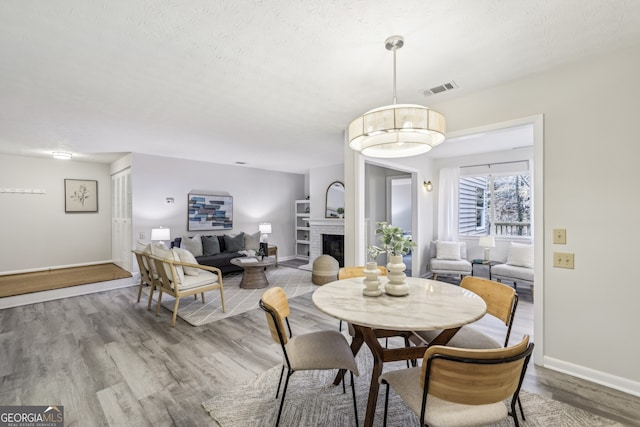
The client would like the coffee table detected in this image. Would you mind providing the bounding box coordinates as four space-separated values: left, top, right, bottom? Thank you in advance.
230 257 275 289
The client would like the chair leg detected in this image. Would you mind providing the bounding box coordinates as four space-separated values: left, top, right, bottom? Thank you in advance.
339 319 343 331
136 280 144 303
155 290 164 316
433 273 438 280
276 371 292 427
201 292 205 303
275 365 285 398
146 285 155 311
382 382 390 427
350 371 359 427
518 396 525 420
170 297 180 327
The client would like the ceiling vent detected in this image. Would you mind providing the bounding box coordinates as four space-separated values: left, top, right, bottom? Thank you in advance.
422 81 458 97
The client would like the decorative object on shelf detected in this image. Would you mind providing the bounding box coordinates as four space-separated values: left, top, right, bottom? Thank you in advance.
362 261 383 297
478 235 496 261
188 192 233 231
368 222 415 296
337 207 344 218
64 179 98 213
325 181 345 218
348 35 446 158
259 222 272 243
151 227 170 246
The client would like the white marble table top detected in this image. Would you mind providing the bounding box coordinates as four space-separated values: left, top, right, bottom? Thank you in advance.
312 277 487 331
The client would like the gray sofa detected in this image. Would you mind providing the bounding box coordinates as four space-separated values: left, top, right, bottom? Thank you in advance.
171 232 262 275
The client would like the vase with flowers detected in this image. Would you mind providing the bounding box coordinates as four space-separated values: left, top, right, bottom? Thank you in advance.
368 222 416 296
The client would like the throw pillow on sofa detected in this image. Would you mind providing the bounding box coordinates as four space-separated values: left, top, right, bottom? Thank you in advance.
181 234 203 257
244 231 261 251
224 232 245 252
507 242 534 268
202 235 221 256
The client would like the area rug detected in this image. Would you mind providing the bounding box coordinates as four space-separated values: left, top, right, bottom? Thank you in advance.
153 266 316 326
202 348 622 427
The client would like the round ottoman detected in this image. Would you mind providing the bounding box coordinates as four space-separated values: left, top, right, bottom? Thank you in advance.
312 255 339 285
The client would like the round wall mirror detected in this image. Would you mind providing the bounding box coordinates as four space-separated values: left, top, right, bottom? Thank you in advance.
325 181 345 218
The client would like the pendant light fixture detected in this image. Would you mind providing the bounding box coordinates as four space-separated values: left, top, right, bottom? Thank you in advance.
348 35 446 158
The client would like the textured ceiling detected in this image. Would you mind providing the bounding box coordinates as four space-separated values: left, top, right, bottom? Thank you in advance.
1 0 639 173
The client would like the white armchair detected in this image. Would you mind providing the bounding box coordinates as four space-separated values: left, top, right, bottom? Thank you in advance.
492 242 534 293
429 240 472 280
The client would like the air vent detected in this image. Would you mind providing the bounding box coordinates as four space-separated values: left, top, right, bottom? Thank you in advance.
422 81 458 97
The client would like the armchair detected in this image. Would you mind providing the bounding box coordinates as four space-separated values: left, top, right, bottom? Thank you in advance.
150 246 226 327
429 240 472 280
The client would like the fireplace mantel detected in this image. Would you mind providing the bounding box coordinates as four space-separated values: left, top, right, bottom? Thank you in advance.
309 218 344 227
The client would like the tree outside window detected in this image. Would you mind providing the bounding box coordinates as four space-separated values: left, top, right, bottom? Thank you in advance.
459 174 531 236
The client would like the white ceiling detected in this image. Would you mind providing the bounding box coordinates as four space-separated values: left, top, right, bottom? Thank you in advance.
1 0 639 173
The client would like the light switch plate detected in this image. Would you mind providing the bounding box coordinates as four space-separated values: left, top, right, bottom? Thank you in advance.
553 252 574 269
553 228 566 244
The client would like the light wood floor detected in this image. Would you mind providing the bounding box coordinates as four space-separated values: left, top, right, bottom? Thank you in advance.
0 276 638 426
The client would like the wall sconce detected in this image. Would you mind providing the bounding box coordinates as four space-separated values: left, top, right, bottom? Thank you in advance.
423 180 433 192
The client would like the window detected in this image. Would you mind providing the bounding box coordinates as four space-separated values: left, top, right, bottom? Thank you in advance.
459 173 531 236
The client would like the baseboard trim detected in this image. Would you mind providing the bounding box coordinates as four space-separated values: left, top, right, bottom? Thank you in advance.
543 355 640 397
0 275 138 309
1 260 115 276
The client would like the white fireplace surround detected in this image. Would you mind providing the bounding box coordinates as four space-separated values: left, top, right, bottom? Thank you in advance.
300 218 344 270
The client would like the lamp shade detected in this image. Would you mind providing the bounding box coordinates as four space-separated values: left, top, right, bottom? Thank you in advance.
151 227 170 242
259 223 272 234
478 236 496 248
348 104 446 158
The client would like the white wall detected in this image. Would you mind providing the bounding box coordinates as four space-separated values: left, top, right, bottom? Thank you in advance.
0 154 112 272
131 153 304 259
426 46 640 392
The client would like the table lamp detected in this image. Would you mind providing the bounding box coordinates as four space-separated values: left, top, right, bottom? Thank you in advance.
259 222 272 244
151 227 171 246
478 236 495 261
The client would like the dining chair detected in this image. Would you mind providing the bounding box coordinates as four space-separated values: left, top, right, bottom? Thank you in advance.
259 287 359 427
337 266 387 332
380 335 534 427
132 248 158 310
414 276 518 349
150 248 226 327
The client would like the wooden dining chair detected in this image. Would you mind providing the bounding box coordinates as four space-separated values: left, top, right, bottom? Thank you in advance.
414 276 518 349
380 335 534 427
259 287 359 427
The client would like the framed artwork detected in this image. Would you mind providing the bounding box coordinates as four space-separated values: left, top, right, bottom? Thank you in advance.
65 179 98 213
188 193 233 231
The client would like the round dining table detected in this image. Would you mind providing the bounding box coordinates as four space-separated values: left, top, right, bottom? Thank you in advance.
313 276 487 427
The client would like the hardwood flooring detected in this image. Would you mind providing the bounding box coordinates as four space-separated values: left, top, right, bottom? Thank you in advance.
0 275 638 426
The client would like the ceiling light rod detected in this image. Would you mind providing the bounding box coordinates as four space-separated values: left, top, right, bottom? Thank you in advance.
386 35 404 105
347 35 446 158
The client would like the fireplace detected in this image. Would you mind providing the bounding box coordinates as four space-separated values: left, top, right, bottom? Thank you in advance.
322 234 344 267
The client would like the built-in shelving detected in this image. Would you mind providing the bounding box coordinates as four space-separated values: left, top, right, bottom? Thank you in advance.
295 199 310 260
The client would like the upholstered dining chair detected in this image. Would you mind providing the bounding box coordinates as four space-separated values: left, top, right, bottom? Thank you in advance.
132 248 158 310
150 247 225 327
414 276 518 349
259 287 359 427
380 335 534 427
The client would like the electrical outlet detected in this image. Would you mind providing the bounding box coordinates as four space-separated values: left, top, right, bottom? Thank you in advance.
139 232 145 240
553 252 574 269
553 228 566 244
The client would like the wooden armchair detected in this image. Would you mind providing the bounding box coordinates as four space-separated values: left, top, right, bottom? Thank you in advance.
150 249 226 327
132 249 158 310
